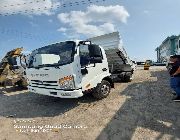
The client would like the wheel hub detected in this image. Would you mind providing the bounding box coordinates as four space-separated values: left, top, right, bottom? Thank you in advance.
101 85 110 95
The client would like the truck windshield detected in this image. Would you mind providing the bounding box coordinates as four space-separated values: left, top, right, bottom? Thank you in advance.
28 41 75 68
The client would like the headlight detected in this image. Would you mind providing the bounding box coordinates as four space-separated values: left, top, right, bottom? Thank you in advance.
59 75 75 89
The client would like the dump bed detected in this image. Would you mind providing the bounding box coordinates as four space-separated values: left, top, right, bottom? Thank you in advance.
88 32 134 73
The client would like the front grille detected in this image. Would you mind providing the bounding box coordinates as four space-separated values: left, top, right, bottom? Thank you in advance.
30 80 58 89
31 80 57 84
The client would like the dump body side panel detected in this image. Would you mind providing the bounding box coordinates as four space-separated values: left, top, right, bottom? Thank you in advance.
88 32 134 73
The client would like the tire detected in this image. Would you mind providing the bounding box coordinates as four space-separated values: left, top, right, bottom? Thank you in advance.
92 80 111 99
122 74 132 82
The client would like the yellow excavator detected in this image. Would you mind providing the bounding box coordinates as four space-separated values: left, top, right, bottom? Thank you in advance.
0 48 28 88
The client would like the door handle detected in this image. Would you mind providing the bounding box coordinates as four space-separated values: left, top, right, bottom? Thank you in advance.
102 68 107 71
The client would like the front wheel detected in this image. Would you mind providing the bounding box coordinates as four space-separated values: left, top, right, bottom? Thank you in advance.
92 80 111 99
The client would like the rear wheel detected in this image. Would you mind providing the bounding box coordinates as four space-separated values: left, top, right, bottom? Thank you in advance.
92 80 111 99
122 74 132 82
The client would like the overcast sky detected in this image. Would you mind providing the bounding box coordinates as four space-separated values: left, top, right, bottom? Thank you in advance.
0 0 180 61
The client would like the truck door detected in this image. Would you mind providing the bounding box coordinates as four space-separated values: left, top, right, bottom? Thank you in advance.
79 44 109 91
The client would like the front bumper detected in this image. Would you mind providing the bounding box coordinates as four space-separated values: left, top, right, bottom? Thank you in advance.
28 86 83 98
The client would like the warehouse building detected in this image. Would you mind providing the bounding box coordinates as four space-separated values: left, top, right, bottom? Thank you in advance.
156 35 180 63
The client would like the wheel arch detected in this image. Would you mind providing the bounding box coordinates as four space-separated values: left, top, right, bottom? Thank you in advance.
102 76 114 88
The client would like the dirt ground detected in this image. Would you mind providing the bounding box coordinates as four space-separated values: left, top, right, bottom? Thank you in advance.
0 66 180 140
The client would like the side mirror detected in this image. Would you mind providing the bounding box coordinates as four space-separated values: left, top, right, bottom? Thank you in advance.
80 56 90 67
81 68 88 75
7 57 17 66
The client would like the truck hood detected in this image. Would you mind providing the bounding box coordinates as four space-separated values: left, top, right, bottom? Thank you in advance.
26 62 82 89
27 65 73 81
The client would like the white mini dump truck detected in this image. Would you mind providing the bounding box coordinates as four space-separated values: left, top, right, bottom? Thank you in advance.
26 32 135 99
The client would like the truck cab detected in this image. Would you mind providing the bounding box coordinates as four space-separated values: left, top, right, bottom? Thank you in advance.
26 40 113 99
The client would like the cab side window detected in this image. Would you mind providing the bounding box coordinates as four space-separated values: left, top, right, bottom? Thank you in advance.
79 45 90 67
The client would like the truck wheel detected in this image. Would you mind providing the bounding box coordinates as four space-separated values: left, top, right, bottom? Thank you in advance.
123 75 132 82
92 80 111 99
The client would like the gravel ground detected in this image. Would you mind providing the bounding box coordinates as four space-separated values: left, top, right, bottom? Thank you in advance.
0 66 180 140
